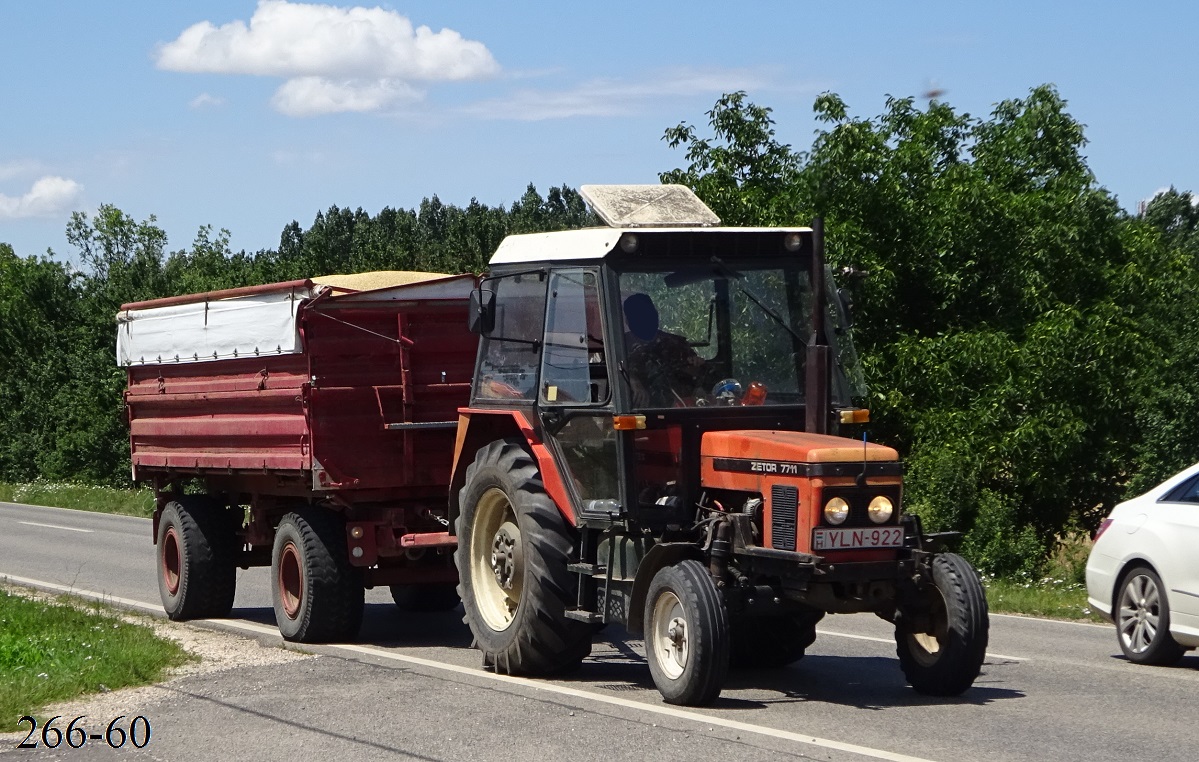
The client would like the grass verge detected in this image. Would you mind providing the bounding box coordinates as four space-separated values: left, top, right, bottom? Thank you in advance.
0 481 154 518
983 575 1107 623
0 588 193 732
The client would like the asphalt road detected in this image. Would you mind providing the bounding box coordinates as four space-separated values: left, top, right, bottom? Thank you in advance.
3 500 1199 762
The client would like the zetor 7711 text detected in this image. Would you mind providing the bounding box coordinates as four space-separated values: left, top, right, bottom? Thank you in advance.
117 184 989 705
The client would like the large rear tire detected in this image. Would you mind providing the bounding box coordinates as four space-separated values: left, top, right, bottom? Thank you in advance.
156 496 238 620
271 509 364 643
896 553 989 696
455 439 592 675
729 610 823 669
644 560 730 706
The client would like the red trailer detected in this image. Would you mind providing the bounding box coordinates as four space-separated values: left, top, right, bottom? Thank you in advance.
120 271 478 641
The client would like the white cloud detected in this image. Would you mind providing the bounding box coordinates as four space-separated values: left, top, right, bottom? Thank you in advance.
189 92 226 109
156 1 497 115
271 77 419 117
0 176 84 220
461 68 773 121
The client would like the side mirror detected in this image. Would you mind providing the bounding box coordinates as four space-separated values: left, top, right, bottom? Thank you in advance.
469 288 496 334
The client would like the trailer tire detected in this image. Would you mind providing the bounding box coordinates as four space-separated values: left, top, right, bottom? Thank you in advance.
455 439 592 675
389 583 461 612
729 610 823 669
157 497 237 620
896 552 989 696
644 560 730 706
272 509 364 643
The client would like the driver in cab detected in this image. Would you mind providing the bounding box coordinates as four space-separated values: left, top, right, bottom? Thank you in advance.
622 293 713 407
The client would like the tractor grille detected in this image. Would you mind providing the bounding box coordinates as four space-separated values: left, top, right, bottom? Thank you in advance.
770 484 798 551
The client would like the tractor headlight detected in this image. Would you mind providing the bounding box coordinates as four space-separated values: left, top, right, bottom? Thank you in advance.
867 495 894 524
823 497 849 525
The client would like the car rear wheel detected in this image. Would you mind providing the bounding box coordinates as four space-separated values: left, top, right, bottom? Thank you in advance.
1116 565 1186 666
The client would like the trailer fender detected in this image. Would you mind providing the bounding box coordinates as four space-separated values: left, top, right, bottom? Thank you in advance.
626 542 705 635
448 409 577 530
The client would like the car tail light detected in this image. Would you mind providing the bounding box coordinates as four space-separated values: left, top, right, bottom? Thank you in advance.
1093 518 1113 541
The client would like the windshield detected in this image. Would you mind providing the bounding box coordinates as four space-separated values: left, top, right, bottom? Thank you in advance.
618 262 811 408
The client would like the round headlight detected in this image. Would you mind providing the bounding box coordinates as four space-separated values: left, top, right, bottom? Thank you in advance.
867 495 894 524
783 232 804 252
824 497 849 525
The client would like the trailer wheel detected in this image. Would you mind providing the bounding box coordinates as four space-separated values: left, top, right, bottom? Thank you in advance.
157 497 237 620
896 553 989 696
455 439 592 675
389 584 460 612
644 560 730 706
729 610 823 669
272 509 364 643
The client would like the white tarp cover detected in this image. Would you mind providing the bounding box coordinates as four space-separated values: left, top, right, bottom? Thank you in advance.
116 285 317 367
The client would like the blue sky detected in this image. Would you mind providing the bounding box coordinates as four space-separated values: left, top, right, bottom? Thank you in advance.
1 1 1194 261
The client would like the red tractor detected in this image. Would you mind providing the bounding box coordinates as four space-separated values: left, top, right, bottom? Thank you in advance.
449 185 988 704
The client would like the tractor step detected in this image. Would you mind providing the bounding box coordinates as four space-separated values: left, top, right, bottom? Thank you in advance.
565 609 604 623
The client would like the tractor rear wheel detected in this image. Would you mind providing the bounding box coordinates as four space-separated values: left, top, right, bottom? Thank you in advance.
729 610 824 669
271 509 364 643
896 553 989 696
157 496 238 620
644 560 730 706
455 439 592 675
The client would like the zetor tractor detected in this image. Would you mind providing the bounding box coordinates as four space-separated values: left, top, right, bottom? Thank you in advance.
451 185 988 705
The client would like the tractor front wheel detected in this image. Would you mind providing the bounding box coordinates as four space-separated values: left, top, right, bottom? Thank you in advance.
895 553 989 696
644 560 730 706
455 439 592 675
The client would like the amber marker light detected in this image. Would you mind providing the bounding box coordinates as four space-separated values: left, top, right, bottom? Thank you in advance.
839 408 871 424
612 415 646 430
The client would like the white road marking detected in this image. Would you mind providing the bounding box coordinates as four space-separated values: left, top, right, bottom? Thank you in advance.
2 574 939 762
0 573 161 614
989 611 1111 629
17 520 94 533
816 628 1029 662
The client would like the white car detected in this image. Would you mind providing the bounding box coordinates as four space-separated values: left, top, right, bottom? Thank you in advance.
1087 462 1199 664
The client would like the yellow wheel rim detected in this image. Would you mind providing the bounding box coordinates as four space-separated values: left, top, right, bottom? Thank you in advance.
470 488 524 631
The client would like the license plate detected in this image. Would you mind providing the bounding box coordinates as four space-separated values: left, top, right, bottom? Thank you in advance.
812 526 905 551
